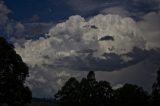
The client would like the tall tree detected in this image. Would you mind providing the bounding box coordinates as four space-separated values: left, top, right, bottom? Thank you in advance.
115 84 148 106
79 77 98 106
0 37 31 106
94 81 114 106
55 77 80 106
151 67 160 105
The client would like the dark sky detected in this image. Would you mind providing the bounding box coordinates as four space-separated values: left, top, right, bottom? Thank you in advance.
0 0 160 98
4 0 159 22
5 0 73 22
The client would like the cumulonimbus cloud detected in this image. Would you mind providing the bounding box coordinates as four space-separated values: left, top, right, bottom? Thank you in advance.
15 15 159 96
15 12 160 97
0 0 159 98
15 14 146 67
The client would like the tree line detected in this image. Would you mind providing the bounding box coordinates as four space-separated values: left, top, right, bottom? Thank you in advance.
0 36 160 106
55 70 160 106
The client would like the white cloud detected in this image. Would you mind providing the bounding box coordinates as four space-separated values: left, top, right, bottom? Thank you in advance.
15 14 154 97
16 14 146 67
88 14 145 55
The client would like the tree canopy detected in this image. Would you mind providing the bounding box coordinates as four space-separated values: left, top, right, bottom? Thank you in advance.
0 37 32 105
55 71 114 106
55 71 154 106
115 84 148 106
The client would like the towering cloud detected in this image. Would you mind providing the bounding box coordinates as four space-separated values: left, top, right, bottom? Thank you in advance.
0 0 159 98
16 14 146 68
14 13 160 97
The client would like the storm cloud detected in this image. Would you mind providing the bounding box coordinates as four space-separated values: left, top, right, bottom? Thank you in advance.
14 12 160 97
1 0 159 98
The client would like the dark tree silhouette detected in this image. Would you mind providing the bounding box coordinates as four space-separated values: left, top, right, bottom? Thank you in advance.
114 84 148 106
55 71 114 106
0 37 32 106
79 77 97 106
55 71 160 106
55 77 80 106
93 81 114 106
87 71 95 80
151 67 160 105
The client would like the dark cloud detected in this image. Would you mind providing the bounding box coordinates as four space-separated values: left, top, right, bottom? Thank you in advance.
76 49 97 54
67 0 159 17
99 35 114 41
26 48 160 97
52 48 160 72
83 25 98 29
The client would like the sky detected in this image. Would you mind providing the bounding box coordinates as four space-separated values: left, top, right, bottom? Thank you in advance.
0 0 160 98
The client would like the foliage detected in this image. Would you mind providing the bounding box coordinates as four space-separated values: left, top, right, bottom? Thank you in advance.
55 71 114 106
151 68 160 105
0 37 32 105
114 84 148 106
55 70 160 106
55 77 80 106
